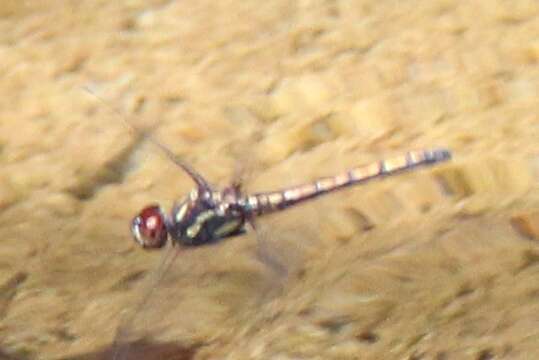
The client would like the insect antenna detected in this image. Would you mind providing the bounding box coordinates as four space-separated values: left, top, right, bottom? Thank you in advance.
82 86 210 190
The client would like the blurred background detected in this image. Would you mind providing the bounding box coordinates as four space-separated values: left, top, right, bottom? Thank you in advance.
0 1 538 359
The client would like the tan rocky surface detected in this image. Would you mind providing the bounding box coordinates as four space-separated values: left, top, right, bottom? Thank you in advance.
1 1 539 359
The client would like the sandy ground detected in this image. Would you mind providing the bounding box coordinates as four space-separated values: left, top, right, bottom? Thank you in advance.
0 1 539 359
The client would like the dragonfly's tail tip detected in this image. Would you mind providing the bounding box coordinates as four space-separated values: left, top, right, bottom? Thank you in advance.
430 148 452 162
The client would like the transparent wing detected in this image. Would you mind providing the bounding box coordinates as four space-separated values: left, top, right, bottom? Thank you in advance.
252 201 326 279
110 236 280 359
226 119 323 298
112 243 181 360
82 86 210 191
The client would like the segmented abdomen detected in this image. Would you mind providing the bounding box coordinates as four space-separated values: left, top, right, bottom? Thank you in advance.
242 148 451 216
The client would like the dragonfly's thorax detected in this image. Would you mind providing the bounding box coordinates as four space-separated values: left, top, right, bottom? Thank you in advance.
169 187 246 246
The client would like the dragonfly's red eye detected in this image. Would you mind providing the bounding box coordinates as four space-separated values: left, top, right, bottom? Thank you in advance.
131 205 168 249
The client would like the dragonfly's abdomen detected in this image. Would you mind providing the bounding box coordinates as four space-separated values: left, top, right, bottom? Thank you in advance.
242 149 451 216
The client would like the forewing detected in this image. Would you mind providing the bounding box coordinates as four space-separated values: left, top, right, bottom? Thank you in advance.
111 236 278 359
112 244 181 360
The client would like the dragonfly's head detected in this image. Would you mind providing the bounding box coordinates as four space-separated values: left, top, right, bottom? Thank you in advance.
131 205 169 249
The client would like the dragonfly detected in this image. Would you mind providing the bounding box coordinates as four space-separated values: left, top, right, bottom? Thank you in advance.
86 88 452 359
122 147 450 352
119 146 451 354
131 148 451 251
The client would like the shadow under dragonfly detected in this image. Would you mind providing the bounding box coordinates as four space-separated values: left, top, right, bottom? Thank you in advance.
59 340 201 360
